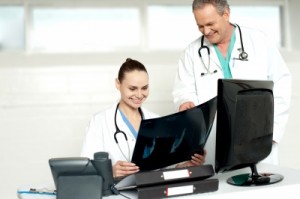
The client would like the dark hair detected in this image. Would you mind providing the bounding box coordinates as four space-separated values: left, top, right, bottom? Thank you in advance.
192 0 230 15
118 58 148 83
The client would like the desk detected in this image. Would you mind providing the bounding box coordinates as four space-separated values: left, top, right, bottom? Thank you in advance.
18 163 300 199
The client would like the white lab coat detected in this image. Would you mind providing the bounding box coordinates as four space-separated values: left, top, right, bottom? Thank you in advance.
173 25 291 165
81 102 159 165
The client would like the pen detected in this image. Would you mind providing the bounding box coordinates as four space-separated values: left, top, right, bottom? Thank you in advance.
17 188 56 195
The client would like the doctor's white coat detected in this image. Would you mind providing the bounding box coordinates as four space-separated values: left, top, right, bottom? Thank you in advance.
81 102 159 165
173 25 291 165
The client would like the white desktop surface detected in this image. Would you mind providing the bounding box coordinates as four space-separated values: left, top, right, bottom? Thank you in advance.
18 163 300 199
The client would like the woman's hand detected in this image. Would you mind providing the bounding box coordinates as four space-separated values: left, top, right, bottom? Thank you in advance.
113 161 139 178
176 149 207 168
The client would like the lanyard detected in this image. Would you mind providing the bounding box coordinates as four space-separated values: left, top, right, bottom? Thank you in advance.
213 27 236 79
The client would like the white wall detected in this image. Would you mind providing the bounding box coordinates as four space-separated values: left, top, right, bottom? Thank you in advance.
0 52 180 199
279 50 300 169
288 0 300 51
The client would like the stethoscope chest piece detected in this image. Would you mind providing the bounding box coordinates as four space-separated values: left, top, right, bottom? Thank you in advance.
239 50 248 61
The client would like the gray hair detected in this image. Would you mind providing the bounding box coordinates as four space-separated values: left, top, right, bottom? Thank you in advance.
192 0 230 15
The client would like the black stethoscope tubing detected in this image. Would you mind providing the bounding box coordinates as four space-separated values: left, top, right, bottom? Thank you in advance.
113 103 143 161
198 24 248 76
236 24 248 61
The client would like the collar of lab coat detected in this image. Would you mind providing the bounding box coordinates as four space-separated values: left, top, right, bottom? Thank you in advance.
201 26 242 69
110 101 138 140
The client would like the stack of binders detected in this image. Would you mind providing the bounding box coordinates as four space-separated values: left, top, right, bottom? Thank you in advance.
114 164 218 198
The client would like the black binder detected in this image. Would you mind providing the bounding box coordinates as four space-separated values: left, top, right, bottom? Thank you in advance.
135 164 215 187
115 164 218 198
137 178 219 199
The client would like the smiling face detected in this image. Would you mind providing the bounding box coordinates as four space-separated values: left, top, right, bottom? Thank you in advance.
116 70 149 110
194 3 231 45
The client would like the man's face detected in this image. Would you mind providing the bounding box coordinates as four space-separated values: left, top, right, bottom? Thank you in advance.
193 4 230 44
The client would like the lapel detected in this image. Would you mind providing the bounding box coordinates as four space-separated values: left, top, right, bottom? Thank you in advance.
201 36 220 69
202 27 241 70
230 26 242 66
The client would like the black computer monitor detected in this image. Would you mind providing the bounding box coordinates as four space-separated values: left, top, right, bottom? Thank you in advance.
215 79 283 186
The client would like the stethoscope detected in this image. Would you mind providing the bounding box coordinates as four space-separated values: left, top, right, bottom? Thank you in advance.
113 103 143 161
198 24 248 76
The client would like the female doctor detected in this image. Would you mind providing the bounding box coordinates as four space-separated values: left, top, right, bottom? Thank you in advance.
173 0 291 165
81 58 205 178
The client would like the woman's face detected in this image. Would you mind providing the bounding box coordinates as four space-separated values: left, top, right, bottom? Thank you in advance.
116 70 149 109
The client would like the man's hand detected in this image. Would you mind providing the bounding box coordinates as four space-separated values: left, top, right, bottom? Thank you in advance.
179 101 195 111
176 150 207 168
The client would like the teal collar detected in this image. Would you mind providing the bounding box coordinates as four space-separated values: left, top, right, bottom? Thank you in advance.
213 27 236 79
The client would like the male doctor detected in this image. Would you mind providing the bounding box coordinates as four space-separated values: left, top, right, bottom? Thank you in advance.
173 0 291 165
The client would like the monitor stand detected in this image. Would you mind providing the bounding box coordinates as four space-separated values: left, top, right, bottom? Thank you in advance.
227 164 284 186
